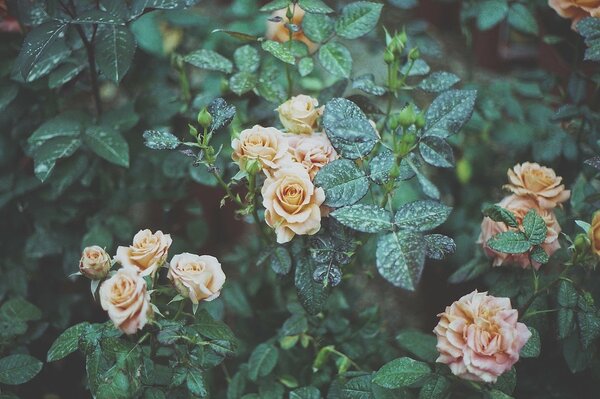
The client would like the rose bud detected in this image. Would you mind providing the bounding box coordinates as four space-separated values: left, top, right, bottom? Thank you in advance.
79 246 111 280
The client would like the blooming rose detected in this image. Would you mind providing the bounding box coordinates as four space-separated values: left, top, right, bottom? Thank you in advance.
434 290 531 383
285 132 338 179
266 7 317 53
115 229 172 277
262 162 325 243
79 246 111 280
232 125 290 173
589 211 600 256
478 195 562 269
99 268 152 335
277 95 323 134
503 162 570 209
167 253 226 303
548 0 600 27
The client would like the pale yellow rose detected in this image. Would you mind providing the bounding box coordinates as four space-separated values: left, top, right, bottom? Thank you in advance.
167 253 226 303
99 268 152 335
285 132 338 179
114 229 172 277
277 95 323 134
503 162 570 209
434 290 531 383
261 162 325 243
232 125 290 173
589 211 600 256
477 195 562 269
549 0 600 27
79 246 111 280
266 7 318 53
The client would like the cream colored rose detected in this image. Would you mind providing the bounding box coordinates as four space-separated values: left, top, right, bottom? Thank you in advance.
477 195 562 269
167 253 226 303
285 132 338 179
549 0 600 27
589 211 600 256
503 162 570 209
266 7 318 53
232 125 290 173
261 162 325 243
99 268 152 335
277 95 323 134
114 229 172 277
79 246 111 280
434 290 531 383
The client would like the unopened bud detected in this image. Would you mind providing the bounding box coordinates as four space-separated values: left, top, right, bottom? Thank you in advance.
415 112 426 129
408 47 420 61
398 104 416 127
384 48 395 64
197 107 212 129
79 246 111 280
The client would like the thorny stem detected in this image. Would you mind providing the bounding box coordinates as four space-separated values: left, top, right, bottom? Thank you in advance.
519 262 573 317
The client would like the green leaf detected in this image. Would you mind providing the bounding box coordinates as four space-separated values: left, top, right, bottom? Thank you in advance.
184 49 234 73
331 204 393 233
394 200 451 232
425 89 477 137
48 62 86 89
234 45 260 73
33 136 82 182
186 371 207 397
270 246 292 275
229 71 257 95
207 97 236 133
419 375 450 399
47 322 90 362
298 0 333 13
530 246 549 264
578 18 600 62
353 74 386 96
247 343 279 381
448 258 488 284
395 329 438 362
28 111 86 150
318 42 353 78
95 25 136 83
314 159 369 207
476 0 508 31
492 367 516 395
290 387 321 399
0 298 41 321
577 307 600 348
369 149 415 184
228 368 248 399
482 205 519 228
83 126 129 167
192 310 236 342
557 308 575 339
419 136 454 168
408 160 440 199
424 234 456 260
558 280 578 308
418 71 460 93
74 10 125 25
520 326 540 358
260 0 290 12
261 40 295 65
335 1 384 39
488 390 513 399
341 375 372 399
522 210 547 245
376 231 426 290
372 357 431 389
563 334 593 373
294 245 329 315
508 3 539 35
302 13 335 43
0 355 42 385
0 82 18 111
298 57 314 77
401 59 430 76
487 231 531 254
143 130 181 150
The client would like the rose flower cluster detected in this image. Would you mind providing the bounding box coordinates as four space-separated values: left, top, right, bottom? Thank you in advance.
232 95 338 243
478 162 570 269
78 229 225 334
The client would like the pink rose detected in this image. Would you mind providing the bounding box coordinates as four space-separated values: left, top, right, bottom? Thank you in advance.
285 132 338 179
503 162 570 209
548 0 600 28
434 290 531 383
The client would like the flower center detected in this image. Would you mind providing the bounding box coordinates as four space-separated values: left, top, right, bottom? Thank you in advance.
180 262 205 273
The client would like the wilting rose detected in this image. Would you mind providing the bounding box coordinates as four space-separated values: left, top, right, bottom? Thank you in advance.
548 0 600 27
167 253 226 303
99 268 152 335
286 132 337 179
266 7 318 53
478 195 561 269
79 246 111 280
115 229 172 277
434 290 531 383
277 95 323 134
589 211 600 256
503 162 570 209
261 162 325 243
232 125 290 173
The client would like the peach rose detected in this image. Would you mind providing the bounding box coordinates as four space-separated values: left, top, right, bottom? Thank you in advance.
266 7 318 53
549 0 600 27
232 125 290 173
167 253 226 303
285 132 338 179
589 211 600 256
79 246 111 280
503 162 570 209
99 268 152 335
434 290 531 383
277 95 323 134
115 229 172 277
478 195 562 269
261 162 325 243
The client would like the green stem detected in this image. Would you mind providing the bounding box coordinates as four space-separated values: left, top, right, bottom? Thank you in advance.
211 169 244 207
174 300 185 321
